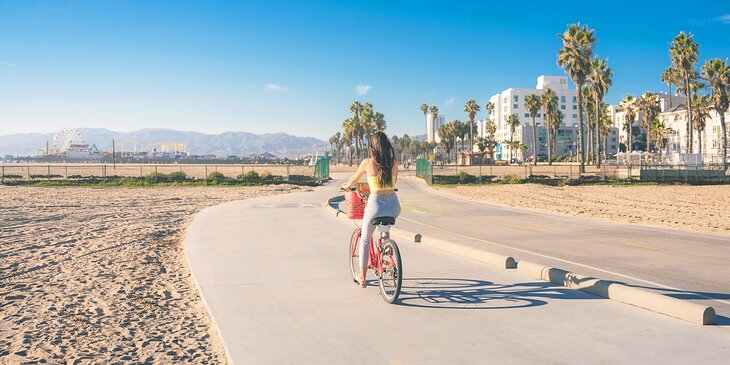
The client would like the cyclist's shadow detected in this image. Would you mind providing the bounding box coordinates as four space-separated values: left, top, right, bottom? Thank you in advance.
394 277 598 310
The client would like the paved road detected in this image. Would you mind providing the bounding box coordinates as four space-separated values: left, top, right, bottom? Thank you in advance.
390 173 730 319
186 178 730 364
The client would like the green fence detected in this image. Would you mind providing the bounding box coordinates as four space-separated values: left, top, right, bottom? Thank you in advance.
314 157 330 183
415 158 433 184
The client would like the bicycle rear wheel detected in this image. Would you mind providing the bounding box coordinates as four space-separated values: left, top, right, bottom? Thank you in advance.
378 239 402 303
349 228 361 283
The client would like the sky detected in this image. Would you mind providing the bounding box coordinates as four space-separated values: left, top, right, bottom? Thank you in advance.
1 0 729 140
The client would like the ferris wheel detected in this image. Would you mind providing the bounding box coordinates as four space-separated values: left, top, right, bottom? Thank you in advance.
52 128 85 152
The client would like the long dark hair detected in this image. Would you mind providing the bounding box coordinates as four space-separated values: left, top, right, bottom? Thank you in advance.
369 132 396 187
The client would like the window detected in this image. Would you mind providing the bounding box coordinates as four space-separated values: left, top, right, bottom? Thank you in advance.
537 113 541 117
573 123 578 127
514 103 519 109
514 96 519 102
561 104 566 110
612 138 616 142
561 96 566 103
526 122 530 126
572 105 577 110
572 96 577 103
537 123 541 126
525 113 530 118
573 114 578 118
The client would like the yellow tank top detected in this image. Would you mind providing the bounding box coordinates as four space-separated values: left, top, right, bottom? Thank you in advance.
367 174 395 193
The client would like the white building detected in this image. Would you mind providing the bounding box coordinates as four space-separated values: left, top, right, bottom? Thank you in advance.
426 113 445 143
608 92 683 151
659 106 729 164
484 75 617 161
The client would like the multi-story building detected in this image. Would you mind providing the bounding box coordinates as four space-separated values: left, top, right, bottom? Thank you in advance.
483 75 617 161
426 113 446 143
608 92 683 151
659 106 729 164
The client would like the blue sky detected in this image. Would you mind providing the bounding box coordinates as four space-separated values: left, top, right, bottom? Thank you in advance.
0 1 728 140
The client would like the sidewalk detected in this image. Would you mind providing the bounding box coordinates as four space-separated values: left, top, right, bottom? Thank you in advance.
185 180 730 364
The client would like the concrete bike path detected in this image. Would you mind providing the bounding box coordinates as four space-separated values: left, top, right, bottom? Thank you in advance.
392 175 730 320
186 181 729 364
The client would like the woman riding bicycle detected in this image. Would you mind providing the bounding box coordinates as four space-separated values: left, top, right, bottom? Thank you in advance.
341 131 401 288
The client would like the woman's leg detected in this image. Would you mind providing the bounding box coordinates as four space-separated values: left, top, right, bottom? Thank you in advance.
358 197 379 287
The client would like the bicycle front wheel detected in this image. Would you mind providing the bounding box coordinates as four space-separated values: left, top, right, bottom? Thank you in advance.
349 228 361 283
378 239 403 303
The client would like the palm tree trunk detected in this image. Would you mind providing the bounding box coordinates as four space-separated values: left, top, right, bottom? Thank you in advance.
721 113 728 171
470 120 474 154
595 98 601 167
685 75 693 154
577 84 586 173
547 126 552 165
509 133 514 164
532 118 538 165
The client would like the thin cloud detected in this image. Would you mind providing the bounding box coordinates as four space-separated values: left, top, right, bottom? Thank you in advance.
715 14 730 24
265 83 287 92
355 85 372 95
0 61 18 68
444 97 456 106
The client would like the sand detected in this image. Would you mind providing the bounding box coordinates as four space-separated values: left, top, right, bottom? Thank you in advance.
0 184 311 364
435 183 730 236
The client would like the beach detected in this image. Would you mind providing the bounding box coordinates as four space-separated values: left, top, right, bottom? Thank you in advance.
435 183 730 236
0 185 310 364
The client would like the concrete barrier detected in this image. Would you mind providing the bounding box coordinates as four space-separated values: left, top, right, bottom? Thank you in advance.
517 261 715 325
391 229 517 269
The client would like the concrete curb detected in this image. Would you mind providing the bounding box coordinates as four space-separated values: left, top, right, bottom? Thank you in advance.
324 194 716 325
517 260 715 325
182 225 235 365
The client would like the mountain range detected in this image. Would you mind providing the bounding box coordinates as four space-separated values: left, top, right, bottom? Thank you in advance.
0 128 329 158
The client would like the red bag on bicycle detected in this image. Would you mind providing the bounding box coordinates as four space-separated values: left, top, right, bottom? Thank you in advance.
345 191 366 219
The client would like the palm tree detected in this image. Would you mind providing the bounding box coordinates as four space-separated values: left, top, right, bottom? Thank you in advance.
506 114 520 163
349 101 364 159
650 118 672 160
541 88 558 164
558 23 596 173
329 133 340 164
638 92 660 153
464 99 480 154
373 111 386 132
661 67 680 108
588 56 613 167
581 87 596 162
551 109 565 157
669 32 700 153
524 94 541 165
341 119 355 165
484 120 497 162
620 95 638 154
402 134 412 162
598 106 612 161
420 103 429 130
691 93 711 156
437 123 454 163
702 58 730 170
450 120 467 162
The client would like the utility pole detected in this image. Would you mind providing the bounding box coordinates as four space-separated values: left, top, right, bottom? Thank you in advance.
112 139 116 169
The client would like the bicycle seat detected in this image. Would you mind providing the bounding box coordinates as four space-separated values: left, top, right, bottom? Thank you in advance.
371 217 396 226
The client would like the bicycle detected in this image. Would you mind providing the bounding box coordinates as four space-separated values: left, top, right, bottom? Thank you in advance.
340 186 403 303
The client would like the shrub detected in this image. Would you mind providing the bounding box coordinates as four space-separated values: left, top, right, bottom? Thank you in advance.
167 171 187 182
260 172 273 181
237 171 260 182
207 171 226 181
500 175 522 184
146 172 168 182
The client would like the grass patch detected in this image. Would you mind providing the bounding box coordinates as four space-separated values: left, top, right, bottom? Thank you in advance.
428 173 727 187
3 176 322 188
